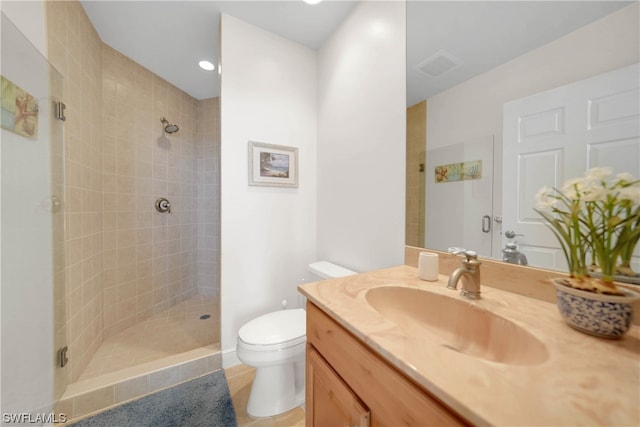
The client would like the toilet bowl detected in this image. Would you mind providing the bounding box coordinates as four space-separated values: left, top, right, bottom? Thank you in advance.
236 261 357 418
237 309 306 418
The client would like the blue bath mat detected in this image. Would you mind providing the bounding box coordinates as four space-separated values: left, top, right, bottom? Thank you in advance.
72 370 237 427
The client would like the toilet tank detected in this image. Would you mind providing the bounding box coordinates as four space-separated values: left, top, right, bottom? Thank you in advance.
308 261 357 280
298 261 357 309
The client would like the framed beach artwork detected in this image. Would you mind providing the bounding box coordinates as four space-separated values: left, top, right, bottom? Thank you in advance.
434 160 482 183
1 75 39 139
248 141 298 188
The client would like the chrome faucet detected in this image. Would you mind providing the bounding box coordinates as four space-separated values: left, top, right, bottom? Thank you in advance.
502 242 528 265
447 249 482 300
502 230 528 266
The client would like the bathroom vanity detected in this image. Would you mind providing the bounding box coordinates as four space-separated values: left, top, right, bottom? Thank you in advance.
299 264 640 427
306 302 466 426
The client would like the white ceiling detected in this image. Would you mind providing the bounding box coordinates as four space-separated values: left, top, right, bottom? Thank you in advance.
80 1 632 104
406 1 632 106
80 0 357 100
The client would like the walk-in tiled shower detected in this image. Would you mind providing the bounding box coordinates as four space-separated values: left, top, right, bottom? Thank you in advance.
43 2 221 421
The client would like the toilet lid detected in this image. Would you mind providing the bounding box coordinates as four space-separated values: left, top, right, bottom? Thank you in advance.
238 309 306 346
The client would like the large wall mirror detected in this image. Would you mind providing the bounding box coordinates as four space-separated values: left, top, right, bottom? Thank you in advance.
406 1 640 276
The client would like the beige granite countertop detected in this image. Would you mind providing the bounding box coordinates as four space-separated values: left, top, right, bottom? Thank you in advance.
298 265 640 427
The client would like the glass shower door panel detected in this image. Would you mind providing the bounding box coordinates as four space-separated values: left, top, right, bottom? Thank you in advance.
1 12 67 418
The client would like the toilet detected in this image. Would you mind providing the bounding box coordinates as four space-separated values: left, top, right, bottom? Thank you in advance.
236 261 357 418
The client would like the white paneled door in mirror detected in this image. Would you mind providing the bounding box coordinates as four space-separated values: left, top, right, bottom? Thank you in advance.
503 63 640 272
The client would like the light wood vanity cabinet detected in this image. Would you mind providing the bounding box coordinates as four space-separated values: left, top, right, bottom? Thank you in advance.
307 346 371 427
306 302 468 427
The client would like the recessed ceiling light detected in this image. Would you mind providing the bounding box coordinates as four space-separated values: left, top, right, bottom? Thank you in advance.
303 0 322 5
198 60 215 71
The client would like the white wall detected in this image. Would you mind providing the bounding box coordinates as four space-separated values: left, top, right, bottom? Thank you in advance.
219 15 318 356
317 1 406 273
0 1 46 57
425 3 639 258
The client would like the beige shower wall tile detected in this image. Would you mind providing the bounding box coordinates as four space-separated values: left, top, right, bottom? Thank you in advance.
103 283 117 304
49 0 105 384
54 397 73 421
72 385 114 419
179 357 209 382
137 291 153 311
114 375 149 403
137 259 152 278
51 0 219 385
149 366 181 392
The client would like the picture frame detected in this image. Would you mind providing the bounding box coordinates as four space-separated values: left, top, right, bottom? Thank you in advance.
1 75 39 139
248 141 298 188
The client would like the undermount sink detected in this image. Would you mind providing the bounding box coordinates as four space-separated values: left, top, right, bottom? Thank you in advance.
365 286 548 366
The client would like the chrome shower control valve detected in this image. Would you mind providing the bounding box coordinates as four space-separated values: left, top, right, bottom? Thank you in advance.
155 197 171 214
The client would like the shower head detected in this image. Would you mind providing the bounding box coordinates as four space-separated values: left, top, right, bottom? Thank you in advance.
160 117 179 134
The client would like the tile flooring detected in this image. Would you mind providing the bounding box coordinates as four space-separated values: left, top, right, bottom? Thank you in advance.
79 296 219 381
226 364 305 427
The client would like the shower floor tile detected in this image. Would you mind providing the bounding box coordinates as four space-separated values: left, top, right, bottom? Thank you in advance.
78 296 219 381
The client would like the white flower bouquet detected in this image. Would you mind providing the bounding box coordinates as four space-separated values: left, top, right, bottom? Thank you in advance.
535 167 640 294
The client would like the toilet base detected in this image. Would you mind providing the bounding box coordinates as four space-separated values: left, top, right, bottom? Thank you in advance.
247 361 305 418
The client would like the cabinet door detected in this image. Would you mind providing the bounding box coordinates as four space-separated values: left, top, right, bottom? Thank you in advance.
307 345 370 427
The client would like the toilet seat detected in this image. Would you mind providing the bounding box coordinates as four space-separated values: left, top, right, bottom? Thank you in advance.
238 308 305 350
238 335 306 352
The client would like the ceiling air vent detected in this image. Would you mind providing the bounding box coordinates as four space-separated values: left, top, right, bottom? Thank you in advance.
415 50 463 77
